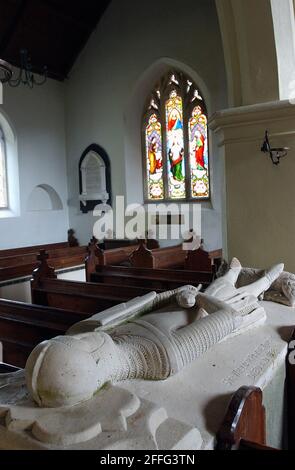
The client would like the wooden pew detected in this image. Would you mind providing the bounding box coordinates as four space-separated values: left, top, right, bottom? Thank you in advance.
0 245 87 283
185 248 223 272
31 252 163 313
0 241 69 259
130 241 187 269
129 241 222 272
0 298 84 368
85 237 142 281
216 386 267 450
31 277 163 313
90 265 214 291
102 238 159 250
216 383 293 450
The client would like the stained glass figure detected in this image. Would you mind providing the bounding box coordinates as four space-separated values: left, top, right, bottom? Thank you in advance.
145 114 164 200
166 91 186 199
189 106 210 198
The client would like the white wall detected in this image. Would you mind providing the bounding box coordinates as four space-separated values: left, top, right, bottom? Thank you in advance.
66 0 228 249
211 100 295 271
0 268 85 303
0 78 69 249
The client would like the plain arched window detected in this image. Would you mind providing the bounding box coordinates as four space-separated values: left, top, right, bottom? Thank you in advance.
142 70 210 202
0 128 8 208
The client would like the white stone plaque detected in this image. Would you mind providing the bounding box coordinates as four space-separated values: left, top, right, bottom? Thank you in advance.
79 151 109 206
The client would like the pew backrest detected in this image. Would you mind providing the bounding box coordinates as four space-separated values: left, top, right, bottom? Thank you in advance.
0 298 84 368
31 276 163 313
91 265 213 290
0 246 87 283
85 240 139 281
129 243 186 269
0 242 69 259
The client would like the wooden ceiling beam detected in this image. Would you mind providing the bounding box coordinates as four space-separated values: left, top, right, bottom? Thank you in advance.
0 0 29 55
42 0 96 31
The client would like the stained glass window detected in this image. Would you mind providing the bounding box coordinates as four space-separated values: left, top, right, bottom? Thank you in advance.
0 129 8 209
143 71 210 202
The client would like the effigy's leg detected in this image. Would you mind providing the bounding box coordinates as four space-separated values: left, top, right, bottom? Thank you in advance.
169 309 241 371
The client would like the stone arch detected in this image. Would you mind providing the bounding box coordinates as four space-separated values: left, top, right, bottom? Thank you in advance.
27 184 63 212
270 0 295 100
216 0 280 107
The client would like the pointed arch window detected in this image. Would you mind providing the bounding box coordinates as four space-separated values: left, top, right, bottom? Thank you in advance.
0 128 8 209
143 71 210 202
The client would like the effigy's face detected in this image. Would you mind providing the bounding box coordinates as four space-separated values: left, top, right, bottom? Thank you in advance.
25 332 113 408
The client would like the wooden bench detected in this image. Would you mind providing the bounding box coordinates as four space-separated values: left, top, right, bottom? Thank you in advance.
0 298 84 368
90 265 214 291
185 248 223 272
31 252 163 313
216 354 295 451
0 241 69 259
31 277 163 314
129 241 222 272
129 241 187 269
85 237 142 281
102 238 159 250
0 244 87 283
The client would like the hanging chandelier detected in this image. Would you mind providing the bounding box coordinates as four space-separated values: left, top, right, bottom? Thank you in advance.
0 59 13 84
0 49 48 88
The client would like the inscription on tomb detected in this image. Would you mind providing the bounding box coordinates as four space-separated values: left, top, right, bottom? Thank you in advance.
222 339 280 386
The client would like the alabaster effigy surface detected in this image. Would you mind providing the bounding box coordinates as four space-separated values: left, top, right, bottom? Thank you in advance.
0 259 294 449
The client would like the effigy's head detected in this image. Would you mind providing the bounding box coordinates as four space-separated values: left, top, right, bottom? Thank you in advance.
25 332 116 408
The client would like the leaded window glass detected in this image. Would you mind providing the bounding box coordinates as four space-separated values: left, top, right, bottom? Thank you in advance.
143 71 210 202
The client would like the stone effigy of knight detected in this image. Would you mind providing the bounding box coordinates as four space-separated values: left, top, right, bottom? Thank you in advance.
0 259 286 449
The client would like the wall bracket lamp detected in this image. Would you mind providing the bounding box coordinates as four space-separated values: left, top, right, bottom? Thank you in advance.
261 130 289 165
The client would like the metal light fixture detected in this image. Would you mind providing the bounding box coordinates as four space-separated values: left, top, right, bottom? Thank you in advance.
8 49 48 88
0 49 47 88
261 130 289 165
0 59 13 83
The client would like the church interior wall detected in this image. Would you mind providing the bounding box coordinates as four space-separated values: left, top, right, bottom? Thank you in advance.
0 79 69 249
65 0 228 249
1 0 294 265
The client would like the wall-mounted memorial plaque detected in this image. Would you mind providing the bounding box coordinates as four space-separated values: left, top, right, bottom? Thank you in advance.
79 144 112 213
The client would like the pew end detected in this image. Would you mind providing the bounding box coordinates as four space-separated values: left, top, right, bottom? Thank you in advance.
216 386 266 450
31 250 57 304
185 248 222 273
85 237 105 281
